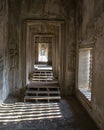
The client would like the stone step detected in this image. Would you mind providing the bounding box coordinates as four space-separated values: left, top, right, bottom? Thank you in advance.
25 69 61 103
30 79 57 83
24 96 61 100
29 71 53 80
32 75 54 78
33 74 53 76
34 70 52 73
33 72 53 74
31 78 53 80
26 90 60 94
24 96 61 102
33 75 53 76
31 79 54 82
33 72 52 74
32 78 54 80
29 82 59 87
31 77 54 80
28 85 59 88
28 88 59 91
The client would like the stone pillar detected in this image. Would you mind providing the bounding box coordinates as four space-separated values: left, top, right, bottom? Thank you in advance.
48 43 52 65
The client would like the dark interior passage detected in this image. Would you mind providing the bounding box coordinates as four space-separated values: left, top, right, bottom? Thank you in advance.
0 0 104 129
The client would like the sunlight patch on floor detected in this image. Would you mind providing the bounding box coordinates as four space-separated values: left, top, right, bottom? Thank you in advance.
0 102 63 123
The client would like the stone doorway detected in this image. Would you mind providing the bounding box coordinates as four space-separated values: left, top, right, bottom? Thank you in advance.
23 20 64 87
33 35 53 67
38 43 48 63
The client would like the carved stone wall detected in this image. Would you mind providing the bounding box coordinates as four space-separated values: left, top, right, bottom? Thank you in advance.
76 0 104 129
8 0 76 96
0 0 9 103
64 18 76 95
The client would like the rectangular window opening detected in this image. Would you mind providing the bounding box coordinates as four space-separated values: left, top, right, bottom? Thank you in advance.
78 48 93 101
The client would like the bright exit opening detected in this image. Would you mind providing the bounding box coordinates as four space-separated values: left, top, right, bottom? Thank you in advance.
38 43 48 63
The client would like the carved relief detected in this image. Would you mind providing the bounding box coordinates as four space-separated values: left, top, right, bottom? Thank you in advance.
35 37 52 43
86 21 95 43
95 13 104 38
76 0 83 44
80 12 104 45
44 0 61 16
9 44 18 70
21 0 65 18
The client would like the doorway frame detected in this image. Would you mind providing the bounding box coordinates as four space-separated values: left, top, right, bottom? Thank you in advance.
32 34 54 71
23 20 64 86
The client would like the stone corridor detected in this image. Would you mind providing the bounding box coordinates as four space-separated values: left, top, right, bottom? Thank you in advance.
1 0 104 129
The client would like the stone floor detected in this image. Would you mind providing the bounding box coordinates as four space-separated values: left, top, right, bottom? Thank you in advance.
0 96 99 130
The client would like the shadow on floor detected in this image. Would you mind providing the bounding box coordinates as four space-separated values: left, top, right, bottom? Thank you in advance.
66 97 99 130
0 96 99 130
